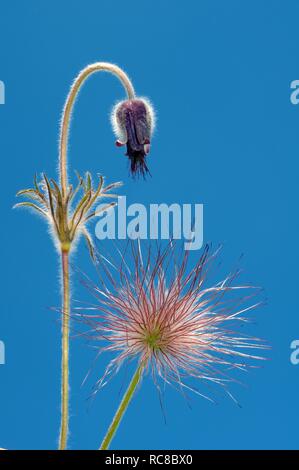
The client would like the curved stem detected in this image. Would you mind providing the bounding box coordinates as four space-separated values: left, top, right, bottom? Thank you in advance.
59 249 70 450
99 363 143 450
59 62 136 199
57 63 136 449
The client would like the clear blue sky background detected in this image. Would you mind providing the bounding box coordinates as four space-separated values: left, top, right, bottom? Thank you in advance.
0 0 298 450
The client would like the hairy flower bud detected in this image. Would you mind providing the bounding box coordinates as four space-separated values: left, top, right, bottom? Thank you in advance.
111 98 155 178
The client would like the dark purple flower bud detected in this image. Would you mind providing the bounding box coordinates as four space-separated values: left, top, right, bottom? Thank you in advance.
111 98 155 178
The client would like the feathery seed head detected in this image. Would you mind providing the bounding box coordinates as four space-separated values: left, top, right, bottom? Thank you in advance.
80 243 267 402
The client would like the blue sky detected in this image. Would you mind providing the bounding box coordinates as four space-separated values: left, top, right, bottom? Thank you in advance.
0 0 298 450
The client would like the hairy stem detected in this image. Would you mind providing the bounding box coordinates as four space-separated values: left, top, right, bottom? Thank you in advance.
59 249 70 450
59 62 135 199
99 364 143 450
57 62 135 449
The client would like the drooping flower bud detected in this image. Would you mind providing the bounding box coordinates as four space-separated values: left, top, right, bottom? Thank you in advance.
111 98 155 178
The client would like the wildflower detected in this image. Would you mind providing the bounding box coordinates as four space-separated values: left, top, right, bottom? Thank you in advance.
85 243 266 394
79 243 266 449
111 98 155 177
14 62 145 450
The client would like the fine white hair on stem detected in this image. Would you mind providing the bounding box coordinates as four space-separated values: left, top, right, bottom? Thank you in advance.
15 61 138 450
59 62 136 196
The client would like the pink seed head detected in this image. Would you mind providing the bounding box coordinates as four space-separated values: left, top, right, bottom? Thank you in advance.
80 243 267 403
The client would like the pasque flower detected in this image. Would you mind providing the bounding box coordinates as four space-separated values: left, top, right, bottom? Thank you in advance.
111 98 155 177
78 243 266 449
14 62 153 450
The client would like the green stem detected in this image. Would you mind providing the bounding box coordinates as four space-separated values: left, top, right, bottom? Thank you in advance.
57 62 135 449
99 364 143 450
59 249 70 450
